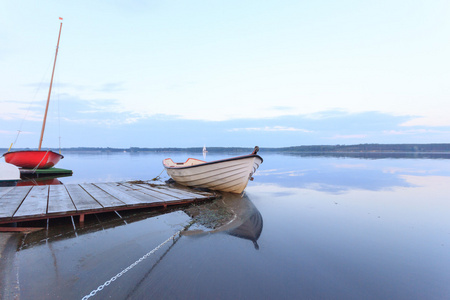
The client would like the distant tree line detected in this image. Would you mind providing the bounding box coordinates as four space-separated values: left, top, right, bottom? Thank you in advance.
266 144 450 153
264 144 450 153
2 144 450 154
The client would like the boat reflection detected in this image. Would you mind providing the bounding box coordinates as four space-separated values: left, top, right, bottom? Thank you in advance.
15 171 73 186
17 194 263 251
182 194 263 249
16 176 64 186
17 207 175 250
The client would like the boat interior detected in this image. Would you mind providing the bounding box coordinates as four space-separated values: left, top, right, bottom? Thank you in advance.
163 158 206 168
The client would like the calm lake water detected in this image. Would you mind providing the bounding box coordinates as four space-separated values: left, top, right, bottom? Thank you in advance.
2 151 450 299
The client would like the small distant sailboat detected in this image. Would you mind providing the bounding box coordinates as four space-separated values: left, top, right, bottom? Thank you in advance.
202 145 207 159
3 18 64 169
163 146 263 194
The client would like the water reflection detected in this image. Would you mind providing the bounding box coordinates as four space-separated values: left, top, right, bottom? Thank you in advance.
284 152 450 159
256 153 450 193
16 176 65 186
18 208 178 250
183 194 263 249
3 153 450 299
17 194 263 251
4 194 264 298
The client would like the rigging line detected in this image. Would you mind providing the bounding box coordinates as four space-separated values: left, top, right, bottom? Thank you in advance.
56 68 62 153
11 55 55 147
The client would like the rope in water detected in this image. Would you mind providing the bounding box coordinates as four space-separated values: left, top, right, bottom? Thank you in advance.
81 222 193 300
151 168 166 181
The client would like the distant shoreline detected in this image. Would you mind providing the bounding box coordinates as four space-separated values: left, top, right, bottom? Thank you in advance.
2 143 450 154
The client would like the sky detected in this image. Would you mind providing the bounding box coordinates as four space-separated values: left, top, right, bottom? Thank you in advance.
1 0 450 148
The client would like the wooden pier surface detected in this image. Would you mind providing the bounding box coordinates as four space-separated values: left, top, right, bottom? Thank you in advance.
0 181 216 226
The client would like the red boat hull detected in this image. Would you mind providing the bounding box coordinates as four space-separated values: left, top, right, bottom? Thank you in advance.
3 150 63 169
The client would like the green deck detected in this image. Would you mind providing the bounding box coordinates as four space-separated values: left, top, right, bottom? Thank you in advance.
19 168 73 177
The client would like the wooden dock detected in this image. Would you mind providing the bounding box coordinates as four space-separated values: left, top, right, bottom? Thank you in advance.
0 181 217 227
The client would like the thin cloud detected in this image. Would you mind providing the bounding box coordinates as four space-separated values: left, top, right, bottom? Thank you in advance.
329 134 367 139
0 130 17 135
96 82 126 93
270 106 296 111
228 126 312 133
383 129 442 135
303 110 349 120
400 116 450 127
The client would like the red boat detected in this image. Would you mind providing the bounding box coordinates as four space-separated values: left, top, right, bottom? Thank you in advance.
3 150 63 169
3 19 65 170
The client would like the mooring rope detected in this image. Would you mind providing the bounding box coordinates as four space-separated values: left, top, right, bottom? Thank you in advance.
151 168 166 181
31 150 50 173
81 221 194 300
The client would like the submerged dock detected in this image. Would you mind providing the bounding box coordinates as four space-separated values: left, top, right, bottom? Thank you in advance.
0 181 217 228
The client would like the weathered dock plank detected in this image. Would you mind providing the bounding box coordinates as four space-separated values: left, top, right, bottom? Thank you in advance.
0 186 32 219
0 186 15 198
14 186 49 218
94 183 143 206
48 185 76 214
152 184 211 199
65 184 103 211
119 183 176 203
80 183 126 208
0 181 218 226
140 185 205 203
110 183 167 205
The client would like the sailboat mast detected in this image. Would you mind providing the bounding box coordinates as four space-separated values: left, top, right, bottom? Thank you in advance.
38 20 63 150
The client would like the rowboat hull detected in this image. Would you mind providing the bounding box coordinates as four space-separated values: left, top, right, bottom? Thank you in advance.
0 162 21 186
163 154 263 194
3 150 63 169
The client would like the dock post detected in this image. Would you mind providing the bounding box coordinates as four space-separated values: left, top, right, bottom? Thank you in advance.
79 214 85 225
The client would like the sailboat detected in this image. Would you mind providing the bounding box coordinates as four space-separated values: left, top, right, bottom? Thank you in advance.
2 19 64 169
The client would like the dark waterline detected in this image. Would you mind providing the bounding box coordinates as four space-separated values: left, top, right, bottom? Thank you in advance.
1 152 450 299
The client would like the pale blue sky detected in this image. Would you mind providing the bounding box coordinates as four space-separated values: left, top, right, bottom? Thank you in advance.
1 1 450 148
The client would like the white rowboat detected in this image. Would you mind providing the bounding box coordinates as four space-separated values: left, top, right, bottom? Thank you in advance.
163 147 263 194
0 162 21 186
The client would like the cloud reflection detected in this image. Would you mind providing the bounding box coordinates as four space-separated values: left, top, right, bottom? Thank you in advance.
251 155 450 194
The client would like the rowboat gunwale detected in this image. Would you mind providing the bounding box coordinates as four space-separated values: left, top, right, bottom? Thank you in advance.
2 150 64 159
163 154 263 170
3 150 64 169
